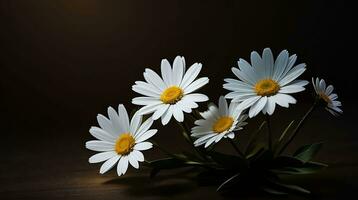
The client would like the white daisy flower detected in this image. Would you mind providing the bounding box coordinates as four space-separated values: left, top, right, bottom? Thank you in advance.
223 48 309 118
85 104 157 176
191 96 248 148
132 56 209 125
312 77 343 116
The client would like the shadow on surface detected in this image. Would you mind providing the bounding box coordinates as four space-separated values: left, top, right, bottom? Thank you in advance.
103 168 197 197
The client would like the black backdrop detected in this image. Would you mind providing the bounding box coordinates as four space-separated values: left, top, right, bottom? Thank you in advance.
0 0 356 199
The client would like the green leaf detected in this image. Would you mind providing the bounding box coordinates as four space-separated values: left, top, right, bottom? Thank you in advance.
265 177 311 195
278 120 295 142
261 185 288 195
294 142 323 162
273 156 304 168
249 148 274 165
270 161 327 175
216 173 240 191
208 151 246 170
148 157 185 178
246 143 266 160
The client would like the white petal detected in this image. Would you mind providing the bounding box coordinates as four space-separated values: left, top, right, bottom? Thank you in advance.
262 48 274 77
132 85 160 98
194 133 217 145
97 114 116 136
319 79 326 91
184 77 209 94
137 103 163 115
278 64 306 86
132 97 161 106
134 118 154 138
273 94 297 108
233 61 257 85
329 93 338 100
290 80 309 87
128 154 139 169
266 96 276 115
279 85 306 94
223 82 254 92
218 96 228 116
180 63 202 89
131 150 144 162
161 59 173 86
172 104 184 122
205 135 221 148
312 77 317 93
100 155 120 174
280 54 297 79
117 156 129 176
180 97 199 109
250 51 264 78
134 142 153 151
236 96 261 112
136 129 157 143
89 127 116 142
134 80 162 93
172 56 184 86
152 104 170 120
144 68 166 91
249 96 267 118
231 93 257 103
184 93 209 102
89 151 117 163
130 113 142 134
161 106 173 125
107 107 124 134
118 105 130 132
273 50 289 81
86 140 114 152
325 85 334 95
176 100 192 113
227 132 235 139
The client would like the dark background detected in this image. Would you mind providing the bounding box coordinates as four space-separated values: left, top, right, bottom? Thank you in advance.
0 0 356 199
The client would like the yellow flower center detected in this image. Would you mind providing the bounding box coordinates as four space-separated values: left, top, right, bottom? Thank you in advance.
160 86 183 104
254 79 280 96
212 116 234 133
319 92 332 104
115 133 135 155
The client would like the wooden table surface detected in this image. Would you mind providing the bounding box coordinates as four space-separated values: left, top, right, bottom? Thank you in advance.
1 103 357 200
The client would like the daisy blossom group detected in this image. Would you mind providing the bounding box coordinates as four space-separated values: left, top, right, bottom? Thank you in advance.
85 50 343 196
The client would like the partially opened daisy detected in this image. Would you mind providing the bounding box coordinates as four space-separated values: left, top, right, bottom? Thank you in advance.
191 96 248 148
312 77 342 116
132 56 209 125
85 104 157 176
224 48 309 118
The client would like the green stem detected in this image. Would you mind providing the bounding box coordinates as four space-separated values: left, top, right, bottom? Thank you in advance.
229 139 245 159
177 121 207 160
151 141 175 157
244 120 266 155
277 99 319 155
266 115 272 151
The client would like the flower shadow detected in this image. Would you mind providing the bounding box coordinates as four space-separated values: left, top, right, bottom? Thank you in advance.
103 168 197 197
